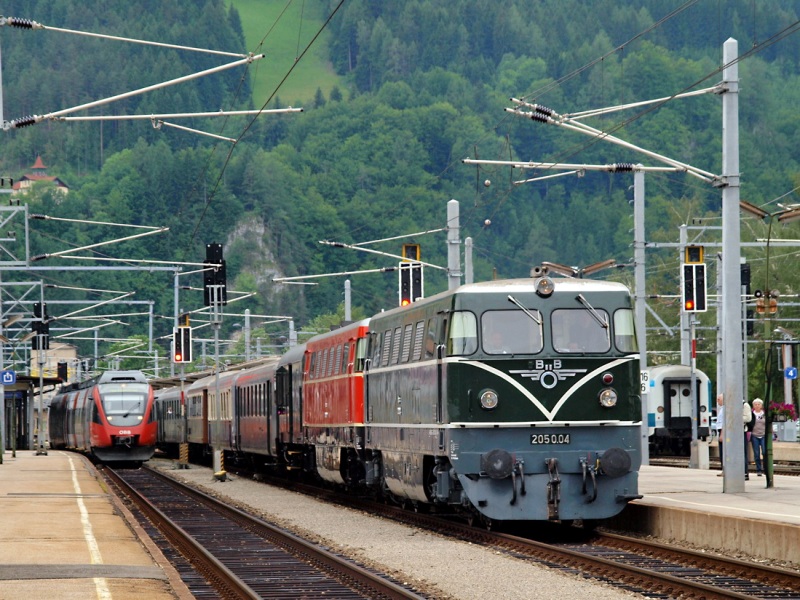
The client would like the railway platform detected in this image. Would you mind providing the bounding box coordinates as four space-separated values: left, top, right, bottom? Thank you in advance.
607 445 800 567
0 450 191 600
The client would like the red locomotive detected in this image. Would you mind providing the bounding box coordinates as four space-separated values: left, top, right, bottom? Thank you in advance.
49 370 157 463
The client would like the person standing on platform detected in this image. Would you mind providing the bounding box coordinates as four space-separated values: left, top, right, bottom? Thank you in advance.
715 394 725 476
742 398 753 480
750 398 767 477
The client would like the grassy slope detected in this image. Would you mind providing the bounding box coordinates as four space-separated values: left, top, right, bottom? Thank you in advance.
230 0 342 106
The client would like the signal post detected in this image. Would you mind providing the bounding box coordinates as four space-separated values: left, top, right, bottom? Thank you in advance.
681 245 708 469
204 243 227 479
172 313 192 468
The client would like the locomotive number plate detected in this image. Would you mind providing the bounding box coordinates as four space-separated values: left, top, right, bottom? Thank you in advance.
530 433 570 445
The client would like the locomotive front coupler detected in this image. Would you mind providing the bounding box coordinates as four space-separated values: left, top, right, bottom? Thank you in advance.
580 458 598 503
509 459 526 505
545 458 561 520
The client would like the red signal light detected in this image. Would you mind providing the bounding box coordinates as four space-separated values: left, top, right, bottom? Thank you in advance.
174 352 183 362
401 299 411 307
684 300 695 311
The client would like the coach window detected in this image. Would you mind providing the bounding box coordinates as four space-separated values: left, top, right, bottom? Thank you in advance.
482 310 542 355
355 338 367 372
552 308 610 353
371 332 382 367
308 352 317 380
448 311 477 355
613 309 638 353
424 318 438 358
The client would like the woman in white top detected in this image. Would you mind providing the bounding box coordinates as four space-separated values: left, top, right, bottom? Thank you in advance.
749 398 767 476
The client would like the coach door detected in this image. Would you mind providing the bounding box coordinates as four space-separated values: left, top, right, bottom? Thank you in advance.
233 385 243 452
663 378 693 433
275 365 291 453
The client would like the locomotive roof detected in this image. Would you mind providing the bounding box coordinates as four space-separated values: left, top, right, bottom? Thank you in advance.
462 277 629 294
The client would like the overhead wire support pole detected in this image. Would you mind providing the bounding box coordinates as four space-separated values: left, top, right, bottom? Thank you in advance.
720 39 745 493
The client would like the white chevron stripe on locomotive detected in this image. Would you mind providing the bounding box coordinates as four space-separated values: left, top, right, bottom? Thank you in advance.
450 356 637 422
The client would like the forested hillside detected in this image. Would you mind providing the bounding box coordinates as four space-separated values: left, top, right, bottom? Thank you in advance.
1 0 800 372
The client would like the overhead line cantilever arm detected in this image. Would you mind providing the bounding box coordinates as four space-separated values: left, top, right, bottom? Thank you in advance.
0 15 248 58
59 108 303 122
30 227 169 261
319 240 446 271
504 107 716 182
30 214 162 229
7 55 265 129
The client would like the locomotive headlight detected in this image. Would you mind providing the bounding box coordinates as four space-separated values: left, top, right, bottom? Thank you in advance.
598 388 618 407
535 276 554 297
480 389 499 410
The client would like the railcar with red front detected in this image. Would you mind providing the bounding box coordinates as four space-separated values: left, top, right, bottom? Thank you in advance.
49 370 157 463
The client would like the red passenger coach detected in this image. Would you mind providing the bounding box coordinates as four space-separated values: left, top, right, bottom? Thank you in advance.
232 358 280 455
49 370 157 463
303 319 370 484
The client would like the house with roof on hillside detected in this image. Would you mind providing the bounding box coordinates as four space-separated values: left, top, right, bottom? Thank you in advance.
12 156 69 195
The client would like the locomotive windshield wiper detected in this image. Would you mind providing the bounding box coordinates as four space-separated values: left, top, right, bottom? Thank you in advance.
507 295 541 325
122 400 141 418
575 294 608 328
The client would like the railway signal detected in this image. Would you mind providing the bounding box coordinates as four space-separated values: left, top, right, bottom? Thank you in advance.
203 242 227 306
32 302 50 350
399 262 412 306
172 326 192 363
681 263 707 313
398 261 423 306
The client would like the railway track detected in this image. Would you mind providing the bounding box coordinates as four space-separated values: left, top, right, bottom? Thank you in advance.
101 465 426 600
208 462 800 599
650 456 800 476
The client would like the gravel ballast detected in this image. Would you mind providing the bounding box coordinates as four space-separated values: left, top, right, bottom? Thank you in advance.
149 459 641 599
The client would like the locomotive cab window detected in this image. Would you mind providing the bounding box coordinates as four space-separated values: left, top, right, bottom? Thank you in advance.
552 308 610 353
613 309 638 353
102 382 150 426
447 311 477 356
481 309 543 355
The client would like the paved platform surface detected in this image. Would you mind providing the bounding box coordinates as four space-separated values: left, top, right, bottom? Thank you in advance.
607 453 800 566
0 450 191 600
2 446 798 599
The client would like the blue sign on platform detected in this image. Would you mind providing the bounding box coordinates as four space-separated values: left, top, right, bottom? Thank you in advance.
1 370 17 385
785 366 798 380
